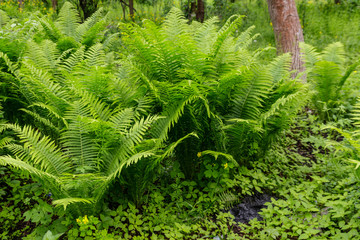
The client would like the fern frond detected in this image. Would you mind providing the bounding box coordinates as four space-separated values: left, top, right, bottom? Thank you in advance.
0 137 13 148
155 132 198 165
338 59 360 90
0 155 59 180
218 191 238 209
62 102 99 172
103 115 159 175
162 7 189 40
22 61 69 104
4 124 71 176
199 150 239 167
53 197 94 210
261 89 307 124
0 52 20 79
39 17 63 42
109 108 135 135
30 102 68 127
61 46 85 72
236 26 259 50
322 42 345 66
75 7 104 42
312 61 342 104
267 53 292 83
352 99 360 131
84 43 106 67
230 66 272 120
74 89 112 121
151 96 198 142
210 15 243 59
20 108 60 133
0 10 10 26
300 42 320 69
56 1 81 38
193 16 219 54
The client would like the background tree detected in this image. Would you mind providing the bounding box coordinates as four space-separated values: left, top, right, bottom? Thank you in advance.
79 0 99 19
267 0 305 80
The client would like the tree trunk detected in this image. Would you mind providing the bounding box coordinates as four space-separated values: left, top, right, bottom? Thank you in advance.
334 0 340 4
189 1 197 21
129 0 134 20
267 0 305 81
51 0 58 11
79 0 99 20
196 0 205 22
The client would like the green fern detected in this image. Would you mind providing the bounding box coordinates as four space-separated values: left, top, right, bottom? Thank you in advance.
218 191 239 210
301 42 358 121
0 10 10 26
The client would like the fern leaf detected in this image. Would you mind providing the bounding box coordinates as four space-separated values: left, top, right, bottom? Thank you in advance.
62 101 100 171
74 89 112 121
151 96 198 142
210 15 243 59
20 108 60 133
39 17 63 42
61 46 85 72
218 191 238 209
322 42 345 66
109 108 135 135
2 124 70 176
56 1 81 38
75 7 104 42
53 197 94 210
230 66 272 120
0 155 59 180
267 53 292 83
199 150 239 167
300 42 320 69
0 10 10 26
84 43 106 67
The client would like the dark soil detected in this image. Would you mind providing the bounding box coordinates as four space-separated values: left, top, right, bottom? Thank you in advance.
229 192 274 224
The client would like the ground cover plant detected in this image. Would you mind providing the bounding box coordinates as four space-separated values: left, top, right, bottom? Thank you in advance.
0 0 360 239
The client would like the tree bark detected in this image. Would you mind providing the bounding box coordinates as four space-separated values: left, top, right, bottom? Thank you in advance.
196 0 205 22
267 0 305 81
79 0 99 19
51 0 57 11
129 0 134 20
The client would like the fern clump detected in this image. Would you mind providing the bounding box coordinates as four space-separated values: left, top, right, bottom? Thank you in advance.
301 42 359 122
325 98 360 178
119 8 308 175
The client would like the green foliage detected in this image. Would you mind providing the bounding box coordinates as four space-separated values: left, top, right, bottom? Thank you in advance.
120 8 306 178
325 98 360 177
1 2 360 239
301 42 359 121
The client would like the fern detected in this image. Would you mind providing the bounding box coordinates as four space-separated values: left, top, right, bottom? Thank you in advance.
301 42 358 121
56 2 81 38
0 10 10 26
218 191 239 210
325 98 360 177
229 66 272 120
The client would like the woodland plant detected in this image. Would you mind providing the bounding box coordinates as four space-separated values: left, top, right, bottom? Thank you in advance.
325 98 360 177
119 8 308 180
301 42 359 122
0 24 166 215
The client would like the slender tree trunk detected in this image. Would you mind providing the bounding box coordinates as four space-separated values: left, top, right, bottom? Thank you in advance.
51 0 57 11
79 0 99 19
18 0 23 9
189 1 197 21
196 0 205 22
334 0 340 4
267 0 306 81
129 0 134 20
